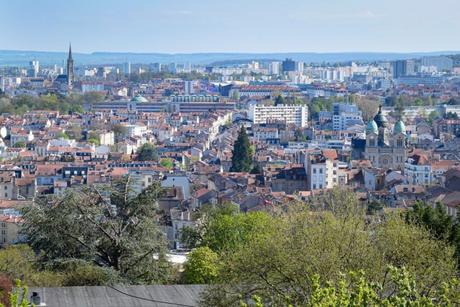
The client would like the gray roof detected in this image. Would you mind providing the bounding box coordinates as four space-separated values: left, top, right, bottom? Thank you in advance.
28 285 205 307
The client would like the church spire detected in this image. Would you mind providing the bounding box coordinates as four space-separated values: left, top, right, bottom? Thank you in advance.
68 43 73 60
66 43 74 91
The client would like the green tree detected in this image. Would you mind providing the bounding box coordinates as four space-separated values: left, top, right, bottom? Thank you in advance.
111 124 128 141
13 141 26 148
137 143 158 161
66 125 83 140
414 98 424 106
405 201 460 266
83 92 105 104
160 158 174 170
200 189 457 306
307 267 460 306
250 164 262 174
428 110 439 124
6 280 31 307
51 260 122 286
56 131 69 139
447 97 460 105
183 247 219 284
355 96 380 121
21 176 171 284
427 95 434 106
88 138 100 145
367 200 384 215
230 126 252 172
309 97 334 119
445 112 459 119
294 128 306 142
180 202 274 253
274 95 285 106
395 96 405 118
0 245 63 287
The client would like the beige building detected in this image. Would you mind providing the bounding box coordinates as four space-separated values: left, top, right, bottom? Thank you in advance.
304 150 347 191
0 171 19 200
0 215 22 246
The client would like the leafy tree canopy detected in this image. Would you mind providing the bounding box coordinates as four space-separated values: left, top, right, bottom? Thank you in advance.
137 143 159 161
21 176 172 284
198 189 458 306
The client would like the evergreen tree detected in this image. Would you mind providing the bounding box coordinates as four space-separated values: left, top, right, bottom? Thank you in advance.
274 95 285 106
137 143 158 161
230 126 253 172
22 176 171 284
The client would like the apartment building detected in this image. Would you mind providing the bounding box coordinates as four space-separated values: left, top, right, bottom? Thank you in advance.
404 155 432 186
304 150 345 191
248 104 309 127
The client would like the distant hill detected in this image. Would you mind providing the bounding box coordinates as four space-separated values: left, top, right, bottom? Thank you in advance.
0 50 459 67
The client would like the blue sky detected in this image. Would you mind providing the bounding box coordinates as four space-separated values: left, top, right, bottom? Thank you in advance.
2 0 459 53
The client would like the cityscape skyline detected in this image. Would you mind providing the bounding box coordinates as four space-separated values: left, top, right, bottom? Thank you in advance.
2 0 460 53
2 1 460 306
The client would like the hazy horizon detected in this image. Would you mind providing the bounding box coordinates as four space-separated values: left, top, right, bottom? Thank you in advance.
3 0 460 54
2 49 460 55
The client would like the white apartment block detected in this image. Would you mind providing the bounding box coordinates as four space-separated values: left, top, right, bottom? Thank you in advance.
304 153 344 191
332 113 363 131
248 104 309 127
404 159 432 186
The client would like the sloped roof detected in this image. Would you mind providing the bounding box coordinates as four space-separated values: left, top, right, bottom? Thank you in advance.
27 285 204 307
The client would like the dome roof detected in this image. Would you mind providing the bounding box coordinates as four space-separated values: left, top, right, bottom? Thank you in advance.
373 105 388 128
366 120 378 134
394 120 406 135
131 95 148 103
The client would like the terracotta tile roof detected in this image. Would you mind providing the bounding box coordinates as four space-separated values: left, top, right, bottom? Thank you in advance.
0 215 23 223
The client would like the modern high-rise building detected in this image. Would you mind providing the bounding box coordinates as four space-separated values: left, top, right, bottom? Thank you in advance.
392 60 415 78
123 62 131 75
421 56 454 72
268 61 281 75
282 58 296 73
66 44 74 90
29 60 39 77
296 61 304 73
184 80 195 95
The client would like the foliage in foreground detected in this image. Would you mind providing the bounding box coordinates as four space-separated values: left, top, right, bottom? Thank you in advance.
3 280 31 307
405 201 460 266
183 247 219 284
239 267 460 306
21 176 172 285
184 189 459 306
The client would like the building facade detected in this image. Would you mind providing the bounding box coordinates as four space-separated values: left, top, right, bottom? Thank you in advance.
248 104 309 127
365 106 407 170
